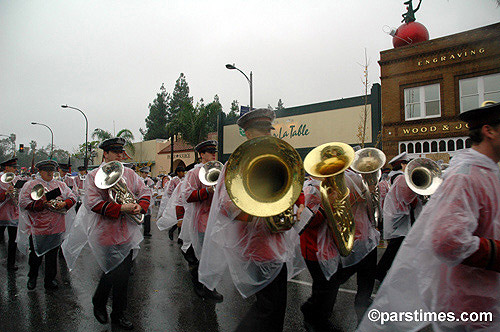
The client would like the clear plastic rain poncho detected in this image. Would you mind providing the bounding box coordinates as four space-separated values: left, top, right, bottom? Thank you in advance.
198 164 305 298
339 170 380 268
382 173 421 240
357 148 500 332
61 163 150 273
180 164 213 259
0 172 20 226
62 174 79 198
156 178 185 232
158 176 181 217
302 178 341 280
17 177 76 256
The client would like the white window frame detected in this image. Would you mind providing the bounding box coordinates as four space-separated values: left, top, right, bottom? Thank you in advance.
404 83 441 121
399 136 470 159
459 73 500 113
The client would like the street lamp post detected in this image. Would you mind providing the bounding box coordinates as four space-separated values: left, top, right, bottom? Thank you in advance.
226 63 253 111
61 105 89 168
31 122 54 158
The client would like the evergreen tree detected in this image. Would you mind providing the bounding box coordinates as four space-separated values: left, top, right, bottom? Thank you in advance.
141 83 170 140
226 100 239 122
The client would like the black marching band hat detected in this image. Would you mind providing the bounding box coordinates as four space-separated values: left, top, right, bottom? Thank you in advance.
0 157 18 168
195 140 218 153
35 160 58 171
77 166 87 171
139 166 151 173
459 101 500 130
58 163 71 172
237 108 276 130
99 137 126 152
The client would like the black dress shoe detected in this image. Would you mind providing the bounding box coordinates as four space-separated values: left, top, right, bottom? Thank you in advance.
27 278 37 290
44 280 59 290
204 287 224 303
112 315 134 330
93 306 108 324
143 233 152 238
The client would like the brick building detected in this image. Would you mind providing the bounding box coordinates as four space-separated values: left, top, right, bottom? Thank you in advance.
379 22 500 162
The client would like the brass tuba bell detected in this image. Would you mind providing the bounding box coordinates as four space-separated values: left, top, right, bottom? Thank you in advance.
30 183 68 214
225 136 304 233
303 142 356 256
404 157 442 197
199 161 223 187
95 161 144 225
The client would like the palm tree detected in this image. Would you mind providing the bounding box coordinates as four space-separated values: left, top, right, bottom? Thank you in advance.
92 128 136 154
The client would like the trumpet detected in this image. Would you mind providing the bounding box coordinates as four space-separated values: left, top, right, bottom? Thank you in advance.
30 184 68 214
199 161 223 187
350 147 386 225
95 161 144 225
1 172 19 205
225 136 304 233
304 142 356 256
405 158 442 201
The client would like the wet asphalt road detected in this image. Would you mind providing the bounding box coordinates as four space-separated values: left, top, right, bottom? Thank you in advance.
0 207 390 332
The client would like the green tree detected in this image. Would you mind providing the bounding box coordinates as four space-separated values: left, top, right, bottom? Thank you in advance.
92 128 136 154
167 96 220 158
167 73 193 134
226 100 239 122
141 83 170 140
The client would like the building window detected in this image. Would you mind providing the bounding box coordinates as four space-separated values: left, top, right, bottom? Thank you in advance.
404 83 441 120
460 73 500 113
399 137 469 157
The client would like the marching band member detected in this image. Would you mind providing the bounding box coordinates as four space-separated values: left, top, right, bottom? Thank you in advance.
139 166 154 237
375 153 420 282
74 166 87 212
180 140 223 301
0 157 21 270
18 160 77 290
337 170 379 321
298 176 342 332
199 108 305 332
386 152 407 185
158 166 185 240
62 138 151 330
358 102 500 331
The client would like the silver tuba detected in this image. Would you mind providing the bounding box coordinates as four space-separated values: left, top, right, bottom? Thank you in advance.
30 184 68 214
1 172 19 205
95 161 144 225
199 161 223 187
405 158 442 201
350 148 386 225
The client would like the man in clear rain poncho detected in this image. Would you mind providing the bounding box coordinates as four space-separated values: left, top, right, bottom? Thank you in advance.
0 157 23 270
375 152 421 283
17 160 77 291
62 137 151 330
179 140 224 301
157 166 185 241
358 101 500 331
199 108 305 332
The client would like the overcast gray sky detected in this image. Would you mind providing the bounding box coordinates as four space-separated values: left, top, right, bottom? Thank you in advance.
1 0 499 153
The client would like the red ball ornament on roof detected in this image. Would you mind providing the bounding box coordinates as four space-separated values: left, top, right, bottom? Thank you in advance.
392 21 429 48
